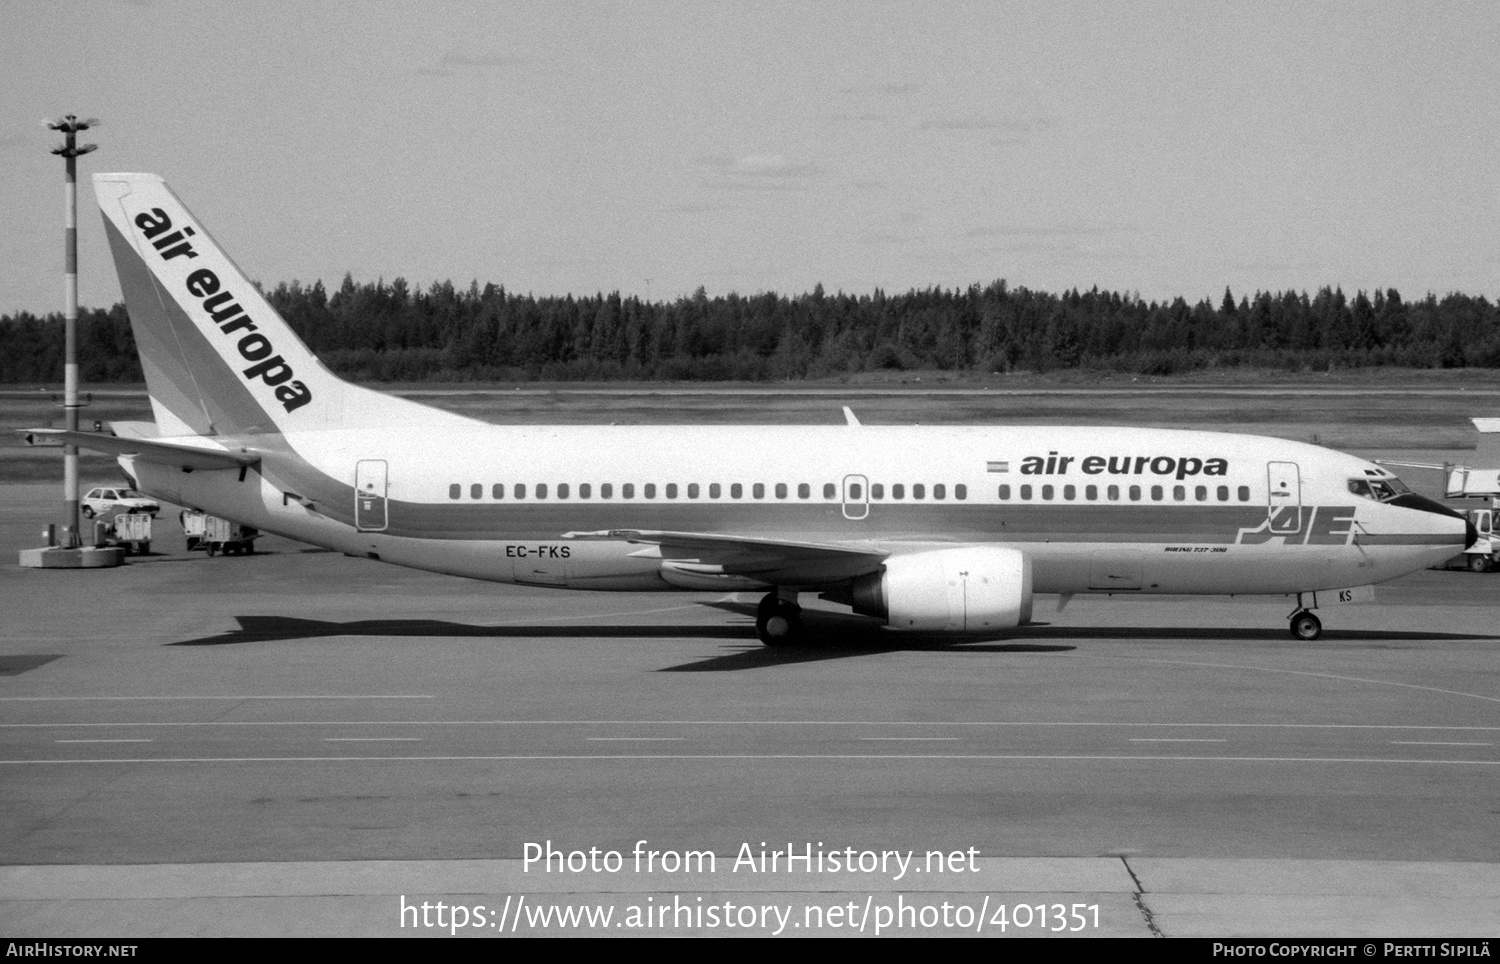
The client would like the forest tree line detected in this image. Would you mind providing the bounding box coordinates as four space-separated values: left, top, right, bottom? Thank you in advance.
1 276 1498 383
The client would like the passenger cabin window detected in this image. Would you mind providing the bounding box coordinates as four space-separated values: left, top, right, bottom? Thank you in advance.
1042 485 1054 500
1129 485 1141 501
471 483 482 499
753 483 765 499
1085 485 1097 500
1237 486 1251 501
1020 485 1032 500
998 484 1011 500
933 483 946 500
449 484 461 499
666 483 678 498
775 483 787 499
1195 485 1207 501
536 483 548 499
688 483 699 498
913 484 925 500
492 484 504 499
644 483 656 499
823 483 836 498
1217 485 1229 501
1151 485 1163 501
848 482 863 499
892 483 905 499
1108 485 1119 501
558 483 569 499
955 484 966 500
732 483 743 499
1173 485 1185 501
579 483 590 499
601 483 613 499
872 483 885 499
515 484 526 499
622 483 634 498
709 483 720 498
798 483 810 499
1063 484 1076 500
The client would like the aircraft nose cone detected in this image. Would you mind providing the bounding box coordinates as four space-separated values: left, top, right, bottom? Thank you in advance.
1385 492 1471 547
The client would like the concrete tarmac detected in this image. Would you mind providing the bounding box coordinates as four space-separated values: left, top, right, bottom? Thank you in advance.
1 483 1497 938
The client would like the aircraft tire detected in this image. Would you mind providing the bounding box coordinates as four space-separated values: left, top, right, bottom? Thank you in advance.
1468 554 1491 573
756 593 802 647
1290 610 1322 641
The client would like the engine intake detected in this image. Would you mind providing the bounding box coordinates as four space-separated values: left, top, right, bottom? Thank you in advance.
850 546 1033 632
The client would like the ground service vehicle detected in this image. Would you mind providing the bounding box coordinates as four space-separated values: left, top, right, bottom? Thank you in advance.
81 486 160 519
182 510 259 555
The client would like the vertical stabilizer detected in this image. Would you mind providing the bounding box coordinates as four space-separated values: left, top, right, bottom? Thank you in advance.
94 173 475 436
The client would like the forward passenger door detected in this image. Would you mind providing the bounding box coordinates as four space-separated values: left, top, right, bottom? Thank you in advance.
1267 461 1301 534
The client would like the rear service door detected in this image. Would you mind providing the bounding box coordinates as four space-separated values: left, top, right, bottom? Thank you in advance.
355 459 389 532
842 474 869 520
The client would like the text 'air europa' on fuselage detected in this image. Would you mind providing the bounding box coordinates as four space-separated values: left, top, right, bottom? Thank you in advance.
1018 452 1229 480
132 206 312 414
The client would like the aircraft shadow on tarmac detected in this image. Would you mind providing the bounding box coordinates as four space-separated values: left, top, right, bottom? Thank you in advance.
166 604 1492 672
169 615 755 647
165 609 1073 664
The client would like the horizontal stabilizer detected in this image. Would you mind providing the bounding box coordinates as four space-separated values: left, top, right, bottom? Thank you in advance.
18 429 260 472
110 421 161 439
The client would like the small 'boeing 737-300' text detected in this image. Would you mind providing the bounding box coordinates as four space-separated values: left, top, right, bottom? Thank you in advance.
26 173 1474 645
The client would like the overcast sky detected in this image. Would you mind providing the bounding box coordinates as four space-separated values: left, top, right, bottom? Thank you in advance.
2 0 1496 315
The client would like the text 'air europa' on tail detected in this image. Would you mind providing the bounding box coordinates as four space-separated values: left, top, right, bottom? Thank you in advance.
93 172 470 437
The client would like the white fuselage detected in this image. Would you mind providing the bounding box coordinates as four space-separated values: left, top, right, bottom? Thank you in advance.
123 423 1465 597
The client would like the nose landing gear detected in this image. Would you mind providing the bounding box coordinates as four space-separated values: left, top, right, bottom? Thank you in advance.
1289 609 1322 641
756 590 803 646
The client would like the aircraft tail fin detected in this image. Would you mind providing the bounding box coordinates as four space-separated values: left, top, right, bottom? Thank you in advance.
93 173 474 437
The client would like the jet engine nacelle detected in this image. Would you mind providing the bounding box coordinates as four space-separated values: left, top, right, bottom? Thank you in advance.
850 546 1033 632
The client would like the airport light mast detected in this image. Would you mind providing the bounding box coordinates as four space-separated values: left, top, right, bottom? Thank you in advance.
46 114 99 543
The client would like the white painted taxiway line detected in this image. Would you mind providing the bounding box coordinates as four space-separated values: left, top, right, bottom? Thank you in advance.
1389 741 1493 746
6 720 1499 730
4 754 1499 766
1129 738 1229 743
54 739 152 744
0 695 434 701
584 737 686 742
322 738 422 743
858 737 963 741
1070 653 1500 705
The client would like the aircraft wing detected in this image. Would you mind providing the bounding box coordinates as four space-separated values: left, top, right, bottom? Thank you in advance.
564 528 889 585
18 429 260 472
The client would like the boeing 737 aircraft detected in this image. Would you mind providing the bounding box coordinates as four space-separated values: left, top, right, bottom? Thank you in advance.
27 173 1474 645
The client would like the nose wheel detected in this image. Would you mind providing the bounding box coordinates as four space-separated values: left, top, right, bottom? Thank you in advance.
1289 610 1322 641
756 591 803 646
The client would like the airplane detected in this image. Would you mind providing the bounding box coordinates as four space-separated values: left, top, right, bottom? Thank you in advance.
23 172 1475 646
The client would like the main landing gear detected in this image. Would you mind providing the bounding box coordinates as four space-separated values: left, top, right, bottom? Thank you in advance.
1289 609 1322 641
756 590 802 646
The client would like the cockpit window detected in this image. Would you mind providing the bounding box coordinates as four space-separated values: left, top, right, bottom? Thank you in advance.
1349 477 1411 502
